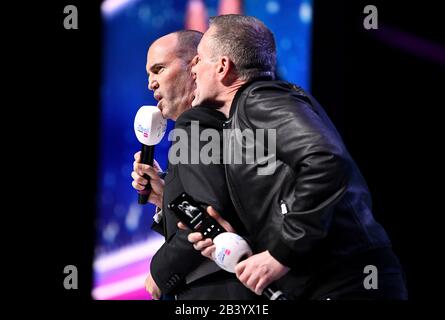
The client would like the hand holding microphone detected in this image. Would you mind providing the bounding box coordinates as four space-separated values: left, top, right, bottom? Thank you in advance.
175 198 289 300
133 106 167 205
132 153 165 208
199 211 288 300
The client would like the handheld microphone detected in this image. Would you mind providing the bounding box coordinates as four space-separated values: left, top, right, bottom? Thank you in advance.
213 233 288 300
169 194 289 300
134 105 167 205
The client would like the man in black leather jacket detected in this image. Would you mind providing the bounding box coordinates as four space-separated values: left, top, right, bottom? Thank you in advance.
131 30 256 299
188 14 408 300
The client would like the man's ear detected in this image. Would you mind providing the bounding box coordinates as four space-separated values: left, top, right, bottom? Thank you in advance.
217 56 236 84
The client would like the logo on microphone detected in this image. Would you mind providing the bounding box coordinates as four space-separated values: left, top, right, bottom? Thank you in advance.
216 247 231 264
136 124 149 138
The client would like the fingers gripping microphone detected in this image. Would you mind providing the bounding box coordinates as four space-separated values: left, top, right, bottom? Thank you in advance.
134 106 167 205
213 233 288 300
169 192 288 300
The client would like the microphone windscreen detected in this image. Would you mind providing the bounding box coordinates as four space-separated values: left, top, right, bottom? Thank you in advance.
213 232 252 272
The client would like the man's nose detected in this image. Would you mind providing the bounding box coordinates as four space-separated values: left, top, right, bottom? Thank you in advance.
148 77 159 91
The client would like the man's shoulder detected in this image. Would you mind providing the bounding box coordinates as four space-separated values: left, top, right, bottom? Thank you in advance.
243 80 309 98
231 80 315 123
237 80 312 111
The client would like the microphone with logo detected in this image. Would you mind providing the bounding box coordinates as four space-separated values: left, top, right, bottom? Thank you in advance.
134 105 167 205
212 232 288 300
169 192 288 300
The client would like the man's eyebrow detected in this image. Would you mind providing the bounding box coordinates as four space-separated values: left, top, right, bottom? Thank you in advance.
148 63 164 73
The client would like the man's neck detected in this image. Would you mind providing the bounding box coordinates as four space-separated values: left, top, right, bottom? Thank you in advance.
218 80 246 118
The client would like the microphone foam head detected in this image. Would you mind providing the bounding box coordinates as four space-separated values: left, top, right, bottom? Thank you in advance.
134 105 167 145
213 232 252 273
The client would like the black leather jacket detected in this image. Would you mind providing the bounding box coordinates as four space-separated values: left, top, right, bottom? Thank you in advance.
223 79 392 275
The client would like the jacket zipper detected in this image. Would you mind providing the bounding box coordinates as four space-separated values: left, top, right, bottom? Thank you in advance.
280 200 288 215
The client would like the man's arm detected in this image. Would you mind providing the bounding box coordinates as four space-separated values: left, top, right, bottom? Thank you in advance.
150 229 207 295
245 84 350 268
132 152 165 237
132 152 164 208
184 206 290 296
132 153 209 296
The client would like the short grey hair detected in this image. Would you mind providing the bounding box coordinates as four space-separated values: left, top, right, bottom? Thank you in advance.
208 14 276 81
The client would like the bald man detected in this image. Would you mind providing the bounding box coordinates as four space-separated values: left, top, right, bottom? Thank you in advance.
132 30 257 300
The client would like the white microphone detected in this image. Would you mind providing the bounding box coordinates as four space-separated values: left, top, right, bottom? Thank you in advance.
134 105 167 204
213 232 288 300
213 232 252 272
